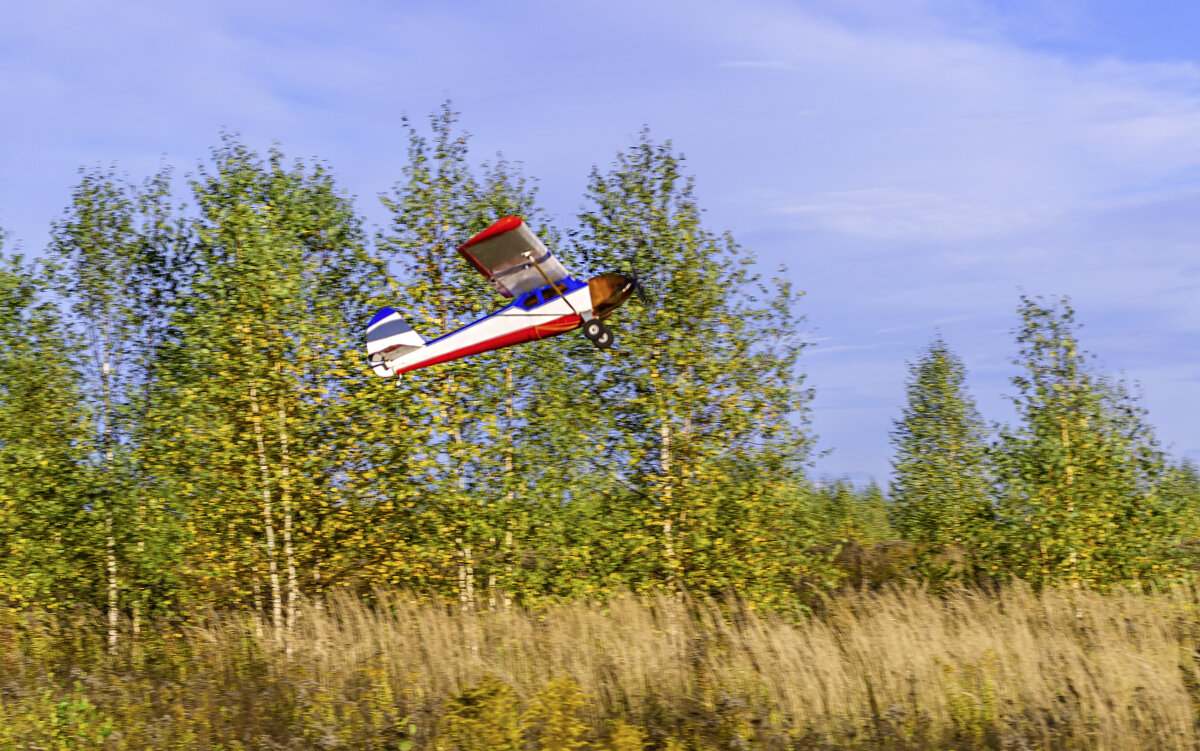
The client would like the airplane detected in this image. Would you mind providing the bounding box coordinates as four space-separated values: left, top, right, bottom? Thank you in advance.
366 216 638 377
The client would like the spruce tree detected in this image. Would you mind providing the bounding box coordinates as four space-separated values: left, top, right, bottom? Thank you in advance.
1168 459 1200 544
890 337 991 579
809 480 895 545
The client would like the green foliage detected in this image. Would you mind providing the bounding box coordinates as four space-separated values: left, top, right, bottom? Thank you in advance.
989 296 1181 587
1167 459 1200 541
95 133 395 661
571 132 819 604
0 681 115 750
370 104 555 602
600 719 646 751
525 676 590 751
46 166 195 632
366 117 829 607
439 674 524 751
805 480 895 544
941 659 1000 747
890 337 991 580
0 248 97 609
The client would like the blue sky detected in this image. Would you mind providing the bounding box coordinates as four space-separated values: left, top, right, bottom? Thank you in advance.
3 0 1199 483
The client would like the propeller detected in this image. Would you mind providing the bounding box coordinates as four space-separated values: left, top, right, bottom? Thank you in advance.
626 238 651 306
630 274 649 306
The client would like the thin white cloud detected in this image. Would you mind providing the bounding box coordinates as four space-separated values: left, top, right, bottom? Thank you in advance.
772 188 1060 240
876 314 977 335
718 60 791 69
807 342 885 356
712 12 1200 239
676 0 1200 477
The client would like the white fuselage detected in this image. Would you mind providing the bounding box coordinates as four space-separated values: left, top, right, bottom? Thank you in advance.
372 285 593 377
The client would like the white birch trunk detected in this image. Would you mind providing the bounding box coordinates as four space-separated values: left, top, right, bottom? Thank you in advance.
105 507 119 654
457 538 475 613
101 357 119 655
277 398 298 654
248 383 283 644
502 365 514 609
252 574 265 639
447 371 474 611
661 415 678 593
1061 416 1079 591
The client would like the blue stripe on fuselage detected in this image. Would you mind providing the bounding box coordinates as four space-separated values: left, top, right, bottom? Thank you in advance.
419 277 586 349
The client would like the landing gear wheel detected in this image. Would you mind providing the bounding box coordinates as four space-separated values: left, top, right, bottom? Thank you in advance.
582 319 605 340
592 324 615 350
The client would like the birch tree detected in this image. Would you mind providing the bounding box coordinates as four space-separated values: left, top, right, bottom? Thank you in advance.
150 136 376 630
0 245 96 609
991 296 1181 587
572 133 816 602
373 105 573 606
46 167 187 646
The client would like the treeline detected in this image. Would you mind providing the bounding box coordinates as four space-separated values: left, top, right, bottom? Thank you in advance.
892 310 1200 588
0 105 1196 642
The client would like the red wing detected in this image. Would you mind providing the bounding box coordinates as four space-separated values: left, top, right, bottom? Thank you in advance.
458 216 570 298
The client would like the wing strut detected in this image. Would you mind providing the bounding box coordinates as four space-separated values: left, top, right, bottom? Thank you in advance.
525 250 584 318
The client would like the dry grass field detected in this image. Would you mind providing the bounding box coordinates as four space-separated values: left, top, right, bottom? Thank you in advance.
3 583 1200 749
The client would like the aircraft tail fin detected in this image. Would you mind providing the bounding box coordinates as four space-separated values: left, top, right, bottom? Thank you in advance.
366 307 425 376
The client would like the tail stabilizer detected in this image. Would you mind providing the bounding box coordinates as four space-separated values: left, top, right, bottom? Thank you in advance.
366 307 425 377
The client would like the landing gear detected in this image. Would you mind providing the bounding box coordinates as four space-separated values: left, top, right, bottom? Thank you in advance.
582 319 605 340
593 326 614 349
583 319 614 350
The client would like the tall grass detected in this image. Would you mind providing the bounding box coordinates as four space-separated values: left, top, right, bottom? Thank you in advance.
3 583 1200 748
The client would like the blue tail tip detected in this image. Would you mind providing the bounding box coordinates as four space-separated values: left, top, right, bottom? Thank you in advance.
367 307 396 328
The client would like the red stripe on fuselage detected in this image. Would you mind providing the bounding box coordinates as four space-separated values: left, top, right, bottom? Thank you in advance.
394 314 580 374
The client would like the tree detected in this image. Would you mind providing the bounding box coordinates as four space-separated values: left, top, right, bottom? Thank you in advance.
1167 459 1200 544
373 104 575 607
46 166 191 644
991 296 1180 588
0 243 96 609
149 135 379 635
372 105 506 606
890 337 991 579
571 132 817 603
807 480 894 545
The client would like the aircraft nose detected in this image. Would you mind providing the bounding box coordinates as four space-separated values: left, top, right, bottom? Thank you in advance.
587 272 636 319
